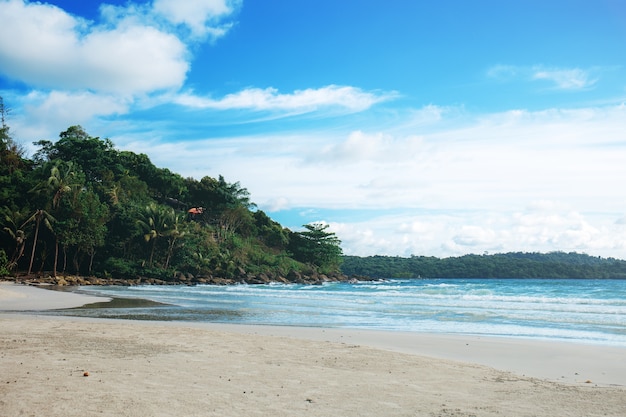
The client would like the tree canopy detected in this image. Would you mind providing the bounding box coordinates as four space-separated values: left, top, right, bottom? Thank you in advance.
0 110 345 283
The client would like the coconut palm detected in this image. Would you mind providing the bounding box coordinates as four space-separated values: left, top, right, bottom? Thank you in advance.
164 211 186 269
47 161 81 209
1 207 28 271
46 161 84 275
24 209 55 275
137 203 169 266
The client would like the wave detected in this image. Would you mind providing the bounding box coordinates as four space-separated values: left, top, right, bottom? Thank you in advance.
78 278 626 346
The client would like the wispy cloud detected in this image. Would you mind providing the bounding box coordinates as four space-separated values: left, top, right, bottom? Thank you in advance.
487 64 598 90
532 67 597 90
151 0 241 40
126 103 626 212
486 64 519 81
173 85 397 113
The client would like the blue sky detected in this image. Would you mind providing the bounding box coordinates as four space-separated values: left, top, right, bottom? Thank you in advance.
1 0 626 258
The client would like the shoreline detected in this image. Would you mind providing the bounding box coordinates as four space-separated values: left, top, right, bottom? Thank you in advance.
2 282 625 387
2 283 625 416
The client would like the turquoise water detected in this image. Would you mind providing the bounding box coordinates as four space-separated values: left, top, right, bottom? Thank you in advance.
70 279 626 346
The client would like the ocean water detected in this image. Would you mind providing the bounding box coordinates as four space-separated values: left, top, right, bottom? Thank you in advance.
66 278 626 346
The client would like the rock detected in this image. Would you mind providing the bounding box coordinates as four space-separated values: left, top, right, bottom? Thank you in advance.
55 277 68 286
286 270 302 282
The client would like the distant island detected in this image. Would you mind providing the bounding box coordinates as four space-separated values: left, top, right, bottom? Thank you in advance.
341 252 626 279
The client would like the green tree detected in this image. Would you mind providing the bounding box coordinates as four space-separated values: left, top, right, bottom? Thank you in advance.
289 223 343 273
72 190 109 273
0 98 26 175
186 175 255 225
29 160 84 276
0 249 10 276
137 203 180 267
1 208 28 271
32 126 121 197
46 161 82 209
253 210 289 250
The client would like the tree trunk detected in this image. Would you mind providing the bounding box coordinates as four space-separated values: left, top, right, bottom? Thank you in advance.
88 249 95 273
149 238 157 266
73 250 80 274
9 238 25 271
27 214 41 275
53 237 59 277
165 238 176 269
62 245 68 273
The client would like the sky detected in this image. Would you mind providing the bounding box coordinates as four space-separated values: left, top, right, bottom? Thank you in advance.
1 0 626 259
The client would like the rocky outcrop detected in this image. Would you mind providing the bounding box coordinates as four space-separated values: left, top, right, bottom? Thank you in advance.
2 270 373 287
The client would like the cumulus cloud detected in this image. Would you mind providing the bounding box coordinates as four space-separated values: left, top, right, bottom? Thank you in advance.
0 0 190 94
0 0 243 95
174 85 396 112
329 202 625 258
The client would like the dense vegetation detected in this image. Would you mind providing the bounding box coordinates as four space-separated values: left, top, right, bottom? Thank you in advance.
341 252 626 279
0 98 344 284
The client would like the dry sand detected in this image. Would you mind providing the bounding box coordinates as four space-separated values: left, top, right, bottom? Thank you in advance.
1 283 625 417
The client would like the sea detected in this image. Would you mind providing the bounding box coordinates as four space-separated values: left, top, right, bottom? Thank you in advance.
60 278 626 347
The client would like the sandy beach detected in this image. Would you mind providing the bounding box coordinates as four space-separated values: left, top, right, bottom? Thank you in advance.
1 283 625 416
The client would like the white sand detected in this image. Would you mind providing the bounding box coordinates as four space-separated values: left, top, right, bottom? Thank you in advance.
0 281 110 310
1 283 625 416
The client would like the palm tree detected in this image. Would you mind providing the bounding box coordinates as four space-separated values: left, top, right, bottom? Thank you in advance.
137 203 168 266
47 161 80 209
164 211 186 269
24 209 55 275
1 207 28 271
33 160 81 276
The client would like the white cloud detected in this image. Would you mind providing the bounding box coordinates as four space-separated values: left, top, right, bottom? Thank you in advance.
7 90 130 155
24 90 129 124
153 0 240 39
486 64 518 80
532 67 597 90
453 225 497 246
174 85 396 112
0 0 190 94
330 203 626 258
487 64 598 90
134 103 626 214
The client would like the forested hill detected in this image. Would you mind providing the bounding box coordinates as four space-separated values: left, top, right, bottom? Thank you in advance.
341 252 626 279
0 118 344 285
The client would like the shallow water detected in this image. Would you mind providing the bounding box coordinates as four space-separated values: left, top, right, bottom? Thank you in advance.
60 278 626 346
